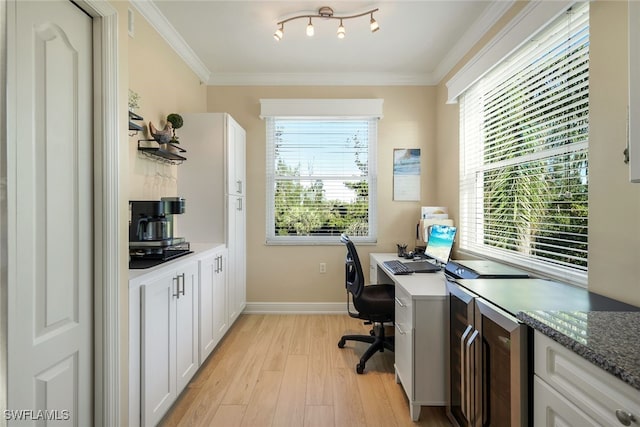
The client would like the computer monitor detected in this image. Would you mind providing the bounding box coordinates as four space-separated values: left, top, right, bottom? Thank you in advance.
424 224 457 265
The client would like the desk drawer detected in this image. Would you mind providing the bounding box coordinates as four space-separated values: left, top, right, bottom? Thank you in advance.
395 285 413 398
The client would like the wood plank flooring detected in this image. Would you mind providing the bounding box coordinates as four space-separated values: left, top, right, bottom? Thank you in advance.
159 314 452 427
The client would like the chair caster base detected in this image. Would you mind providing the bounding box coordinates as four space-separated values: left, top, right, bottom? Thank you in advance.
338 339 346 348
356 362 365 374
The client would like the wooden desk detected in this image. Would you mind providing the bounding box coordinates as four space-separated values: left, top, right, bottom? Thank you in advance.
370 253 447 421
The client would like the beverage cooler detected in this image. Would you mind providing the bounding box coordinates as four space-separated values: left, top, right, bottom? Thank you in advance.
444 260 530 427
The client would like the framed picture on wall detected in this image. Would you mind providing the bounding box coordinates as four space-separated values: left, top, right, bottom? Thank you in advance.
393 148 421 201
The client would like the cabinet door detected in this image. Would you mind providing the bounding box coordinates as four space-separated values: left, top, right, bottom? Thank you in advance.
228 196 246 324
227 115 246 196
199 251 228 364
141 272 177 427
199 254 216 363
446 281 477 427
175 261 199 393
213 252 229 341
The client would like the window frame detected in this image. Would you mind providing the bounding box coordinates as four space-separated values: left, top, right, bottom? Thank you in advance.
457 3 590 287
260 99 382 245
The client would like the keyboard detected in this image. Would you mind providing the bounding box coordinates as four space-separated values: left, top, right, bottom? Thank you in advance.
382 260 413 275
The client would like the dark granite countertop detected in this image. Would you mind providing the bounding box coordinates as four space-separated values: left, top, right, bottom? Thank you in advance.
518 311 640 391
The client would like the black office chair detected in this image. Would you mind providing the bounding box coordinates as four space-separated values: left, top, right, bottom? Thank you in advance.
338 234 395 374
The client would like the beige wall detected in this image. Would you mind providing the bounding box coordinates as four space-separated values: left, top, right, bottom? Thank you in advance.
116 2 207 423
207 86 437 303
587 1 640 305
435 1 640 306
127 6 207 200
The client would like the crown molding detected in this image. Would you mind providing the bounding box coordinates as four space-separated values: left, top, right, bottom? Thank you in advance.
208 71 437 86
130 0 211 83
130 0 514 87
446 0 573 103
433 0 515 84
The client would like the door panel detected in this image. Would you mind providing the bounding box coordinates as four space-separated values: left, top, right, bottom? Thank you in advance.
475 298 527 427
176 262 199 393
8 1 93 425
142 274 176 427
446 281 477 427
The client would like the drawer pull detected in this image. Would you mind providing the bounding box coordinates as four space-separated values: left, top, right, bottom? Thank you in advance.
394 297 406 308
615 409 636 426
395 323 406 335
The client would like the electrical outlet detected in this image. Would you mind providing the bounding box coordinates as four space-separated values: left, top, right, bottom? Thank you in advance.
319 262 327 273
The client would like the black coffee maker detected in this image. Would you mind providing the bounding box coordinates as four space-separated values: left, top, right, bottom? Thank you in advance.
129 197 191 269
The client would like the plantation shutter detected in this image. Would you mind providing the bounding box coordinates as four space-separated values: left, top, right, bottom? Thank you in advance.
459 3 589 285
261 100 381 244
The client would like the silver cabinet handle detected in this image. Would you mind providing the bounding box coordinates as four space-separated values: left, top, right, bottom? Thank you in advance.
616 409 636 426
178 273 185 296
461 325 473 419
236 180 243 194
465 329 479 421
237 198 243 211
218 255 223 272
394 296 406 307
214 256 220 273
172 276 180 299
395 323 406 335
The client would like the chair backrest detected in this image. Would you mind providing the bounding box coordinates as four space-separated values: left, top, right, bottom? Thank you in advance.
340 234 365 300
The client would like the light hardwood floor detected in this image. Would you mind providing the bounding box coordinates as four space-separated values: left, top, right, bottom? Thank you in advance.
159 314 452 427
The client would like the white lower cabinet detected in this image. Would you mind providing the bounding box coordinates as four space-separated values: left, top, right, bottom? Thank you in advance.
534 331 640 427
140 260 199 427
198 249 228 364
129 245 240 427
227 195 246 325
393 284 446 422
534 375 600 426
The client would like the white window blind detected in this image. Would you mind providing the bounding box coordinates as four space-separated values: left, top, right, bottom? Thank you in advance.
459 3 589 285
265 117 377 244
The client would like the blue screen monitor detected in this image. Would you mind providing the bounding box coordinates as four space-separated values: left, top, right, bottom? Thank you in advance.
424 224 457 265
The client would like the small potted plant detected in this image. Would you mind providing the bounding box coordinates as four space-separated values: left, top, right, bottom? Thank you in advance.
166 113 183 144
128 89 141 112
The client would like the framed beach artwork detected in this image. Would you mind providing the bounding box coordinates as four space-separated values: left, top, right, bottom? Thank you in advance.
393 148 421 201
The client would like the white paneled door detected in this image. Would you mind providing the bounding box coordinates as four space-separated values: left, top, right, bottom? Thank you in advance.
8 1 93 425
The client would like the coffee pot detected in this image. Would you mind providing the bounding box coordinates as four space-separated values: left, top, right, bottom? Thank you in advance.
137 215 171 241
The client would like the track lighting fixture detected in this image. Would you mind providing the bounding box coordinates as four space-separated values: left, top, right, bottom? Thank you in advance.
337 19 345 39
273 23 284 41
273 6 380 41
370 13 379 32
306 18 314 37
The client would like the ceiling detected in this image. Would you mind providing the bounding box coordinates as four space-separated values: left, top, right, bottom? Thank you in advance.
140 0 514 86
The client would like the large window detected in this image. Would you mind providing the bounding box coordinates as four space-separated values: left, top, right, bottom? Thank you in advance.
459 3 589 285
262 99 381 244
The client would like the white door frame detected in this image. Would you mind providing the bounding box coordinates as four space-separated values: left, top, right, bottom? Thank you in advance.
2 1 121 426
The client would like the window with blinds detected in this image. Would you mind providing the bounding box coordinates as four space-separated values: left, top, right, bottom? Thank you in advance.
266 117 377 244
459 3 589 285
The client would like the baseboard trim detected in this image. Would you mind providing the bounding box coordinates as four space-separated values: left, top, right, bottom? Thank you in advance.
243 302 346 314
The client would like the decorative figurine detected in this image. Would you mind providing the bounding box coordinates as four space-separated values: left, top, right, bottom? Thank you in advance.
148 121 173 144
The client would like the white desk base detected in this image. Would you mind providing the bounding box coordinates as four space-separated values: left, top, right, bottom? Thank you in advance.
370 253 447 421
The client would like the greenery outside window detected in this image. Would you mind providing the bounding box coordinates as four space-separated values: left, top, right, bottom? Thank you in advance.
459 3 589 285
263 101 380 244
265 117 377 244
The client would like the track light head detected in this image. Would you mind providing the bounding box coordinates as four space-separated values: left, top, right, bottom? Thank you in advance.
273 24 284 41
306 18 314 37
370 14 379 32
337 19 345 39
